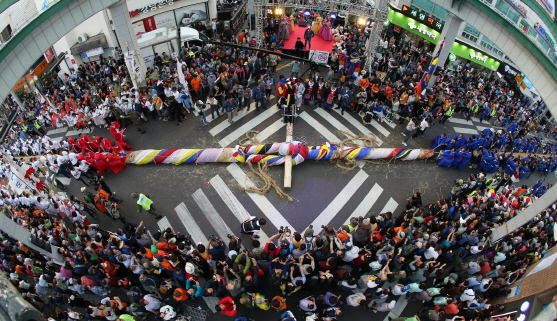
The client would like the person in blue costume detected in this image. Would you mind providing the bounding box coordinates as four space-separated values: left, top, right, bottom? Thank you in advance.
501 115 511 127
519 164 529 179
454 134 466 149
451 148 472 170
496 135 507 149
532 178 544 191
482 128 493 138
480 106 490 122
465 136 478 150
476 134 487 149
438 149 456 168
446 138 456 151
431 133 449 149
504 157 517 175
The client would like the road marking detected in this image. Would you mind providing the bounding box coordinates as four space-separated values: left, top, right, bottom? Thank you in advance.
369 119 390 137
453 127 479 135
332 109 383 146
209 97 274 136
308 169 369 230
299 112 341 143
471 117 480 122
51 137 64 142
209 175 269 243
227 163 295 232
448 117 474 125
46 127 68 135
384 294 408 321
66 128 92 136
192 189 235 239
219 107 281 147
157 216 172 231
57 177 71 185
314 108 363 145
476 125 492 132
255 119 286 142
383 119 396 129
209 102 256 136
345 183 383 224
174 202 207 244
379 197 398 215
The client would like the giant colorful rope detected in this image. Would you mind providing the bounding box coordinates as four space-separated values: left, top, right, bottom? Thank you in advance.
124 143 442 166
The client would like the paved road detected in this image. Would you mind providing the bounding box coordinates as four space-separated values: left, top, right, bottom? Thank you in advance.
45 67 556 320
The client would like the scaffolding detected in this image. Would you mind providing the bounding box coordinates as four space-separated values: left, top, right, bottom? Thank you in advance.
253 0 389 70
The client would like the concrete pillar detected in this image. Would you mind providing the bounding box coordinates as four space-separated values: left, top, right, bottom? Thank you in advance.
107 2 146 88
427 13 465 87
208 0 219 19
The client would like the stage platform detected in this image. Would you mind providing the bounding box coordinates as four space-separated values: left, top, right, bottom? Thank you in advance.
282 25 335 53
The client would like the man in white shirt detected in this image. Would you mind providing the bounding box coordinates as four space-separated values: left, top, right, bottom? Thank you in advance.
140 294 161 313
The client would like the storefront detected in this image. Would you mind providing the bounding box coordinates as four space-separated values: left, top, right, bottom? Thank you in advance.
448 41 501 72
128 0 213 36
386 7 442 46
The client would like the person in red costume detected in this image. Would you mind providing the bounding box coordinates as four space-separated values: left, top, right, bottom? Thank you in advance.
106 153 127 175
75 137 89 152
109 122 131 150
215 296 237 316
101 138 115 153
80 134 101 151
92 152 109 174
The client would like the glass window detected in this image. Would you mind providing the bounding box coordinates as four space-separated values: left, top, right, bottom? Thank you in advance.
432 5 448 19
495 0 510 15
411 0 434 11
506 10 519 24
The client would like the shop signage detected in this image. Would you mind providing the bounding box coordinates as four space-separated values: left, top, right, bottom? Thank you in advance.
537 0 555 17
82 47 104 58
469 51 486 63
500 64 519 76
44 49 54 63
449 53 456 61
408 21 437 40
393 25 401 32
504 0 528 17
400 5 444 32
129 0 178 18
309 50 330 64
387 9 440 44
450 42 501 71
534 23 556 50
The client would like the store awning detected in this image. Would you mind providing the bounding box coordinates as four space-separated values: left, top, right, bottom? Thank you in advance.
69 34 107 55
43 52 66 74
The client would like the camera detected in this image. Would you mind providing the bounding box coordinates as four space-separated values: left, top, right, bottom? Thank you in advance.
210 235 219 242
309 225 313 229
227 234 233 239
279 226 284 234
358 216 364 222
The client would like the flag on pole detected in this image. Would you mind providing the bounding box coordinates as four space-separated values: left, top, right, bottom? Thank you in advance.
415 39 445 97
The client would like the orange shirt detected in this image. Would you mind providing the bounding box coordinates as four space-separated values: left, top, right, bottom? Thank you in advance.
173 288 189 301
359 79 370 91
191 77 202 91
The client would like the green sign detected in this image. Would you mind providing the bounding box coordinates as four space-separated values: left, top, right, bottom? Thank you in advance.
449 53 456 61
388 9 440 44
449 42 501 71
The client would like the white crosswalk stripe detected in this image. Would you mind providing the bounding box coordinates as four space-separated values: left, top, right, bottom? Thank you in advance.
66 128 92 136
192 189 235 239
209 174 269 243
380 197 398 215
308 169 369 231
209 97 275 136
57 177 72 186
157 216 172 231
314 108 363 145
453 127 479 135
174 202 207 244
449 117 474 125
255 119 286 142
345 183 383 224
46 127 68 135
332 109 384 146
298 112 341 143
227 163 295 232
219 107 282 147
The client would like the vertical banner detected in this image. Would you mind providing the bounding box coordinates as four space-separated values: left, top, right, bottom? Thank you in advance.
143 16 157 32
0 151 37 195
125 51 145 89
415 38 444 97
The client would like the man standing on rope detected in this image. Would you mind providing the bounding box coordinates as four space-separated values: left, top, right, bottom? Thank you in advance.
131 193 163 220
